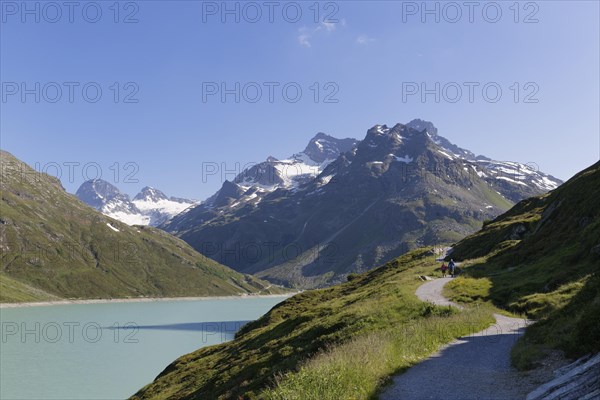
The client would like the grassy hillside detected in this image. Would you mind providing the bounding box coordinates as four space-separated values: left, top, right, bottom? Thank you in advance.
0 151 284 302
131 248 494 399
445 160 600 368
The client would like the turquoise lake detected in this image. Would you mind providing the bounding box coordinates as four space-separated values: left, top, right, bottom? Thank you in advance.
0 296 289 399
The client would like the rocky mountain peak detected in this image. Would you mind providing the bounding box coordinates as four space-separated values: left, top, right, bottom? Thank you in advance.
134 186 169 202
405 119 477 160
213 180 245 207
406 119 438 136
302 132 358 164
75 179 127 209
361 123 413 152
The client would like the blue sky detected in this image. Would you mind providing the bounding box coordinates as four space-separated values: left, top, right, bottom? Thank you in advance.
1 0 599 199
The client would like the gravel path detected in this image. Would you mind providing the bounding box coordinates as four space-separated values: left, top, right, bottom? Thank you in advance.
380 278 534 400
415 277 462 309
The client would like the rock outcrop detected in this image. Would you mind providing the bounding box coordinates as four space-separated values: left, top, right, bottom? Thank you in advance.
527 353 600 400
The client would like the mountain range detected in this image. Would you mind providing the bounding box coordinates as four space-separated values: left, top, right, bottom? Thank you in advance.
76 180 197 227
162 119 562 288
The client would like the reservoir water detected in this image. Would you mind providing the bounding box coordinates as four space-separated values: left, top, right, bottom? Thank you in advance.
0 296 289 399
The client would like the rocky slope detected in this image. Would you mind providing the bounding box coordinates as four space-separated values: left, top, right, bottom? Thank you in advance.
527 353 600 400
163 120 561 288
0 151 281 302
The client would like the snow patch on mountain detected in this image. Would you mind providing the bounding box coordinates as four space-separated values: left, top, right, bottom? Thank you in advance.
497 176 528 186
106 223 120 232
437 149 455 160
392 154 413 163
272 158 324 189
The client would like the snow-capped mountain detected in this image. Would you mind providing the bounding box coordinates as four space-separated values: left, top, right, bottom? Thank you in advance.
234 132 357 192
162 119 563 289
76 180 196 226
197 132 358 211
75 179 145 224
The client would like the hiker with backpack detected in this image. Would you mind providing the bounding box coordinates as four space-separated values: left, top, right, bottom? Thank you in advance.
448 259 456 277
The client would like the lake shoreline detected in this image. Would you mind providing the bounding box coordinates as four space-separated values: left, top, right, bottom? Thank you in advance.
0 293 297 309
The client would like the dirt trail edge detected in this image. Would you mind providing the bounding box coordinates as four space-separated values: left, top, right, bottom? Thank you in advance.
380 277 536 400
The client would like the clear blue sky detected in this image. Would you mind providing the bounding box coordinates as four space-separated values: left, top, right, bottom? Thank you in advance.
1 0 598 199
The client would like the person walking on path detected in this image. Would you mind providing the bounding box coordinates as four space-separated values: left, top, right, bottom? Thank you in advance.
440 263 448 277
448 259 456 277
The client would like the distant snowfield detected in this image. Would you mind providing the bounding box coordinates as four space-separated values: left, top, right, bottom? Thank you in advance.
96 192 197 226
273 158 322 189
238 151 338 194
132 198 195 215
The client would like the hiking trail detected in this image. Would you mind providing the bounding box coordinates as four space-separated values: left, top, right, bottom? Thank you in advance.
380 277 536 400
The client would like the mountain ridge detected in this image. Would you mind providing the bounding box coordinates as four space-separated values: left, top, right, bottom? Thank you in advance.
76 179 197 227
